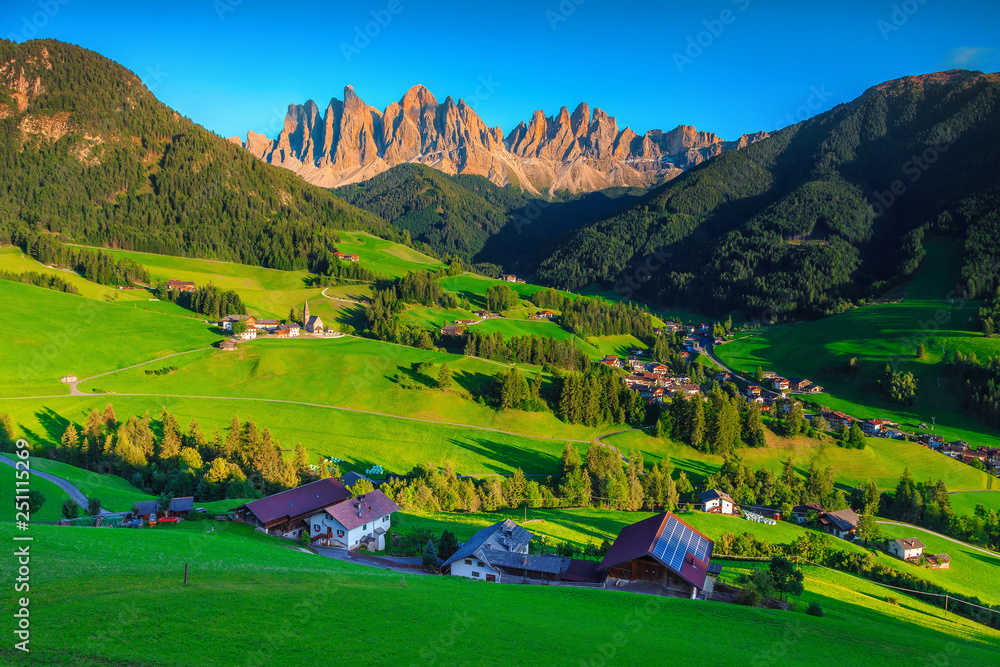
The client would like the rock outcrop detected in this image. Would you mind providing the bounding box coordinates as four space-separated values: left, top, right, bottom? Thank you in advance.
236 85 766 193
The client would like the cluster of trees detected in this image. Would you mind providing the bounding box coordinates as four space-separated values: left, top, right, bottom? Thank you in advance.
704 454 850 513
950 351 1000 428
380 446 689 515
0 269 79 294
555 367 651 426
311 251 383 286
485 284 518 312
461 330 590 372
153 281 247 319
490 368 544 411
0 40 407 274
530 289 657 339
49 404 310 501
656 387 769 455
363 289 434 349
15 232 150 286
879 365 919 405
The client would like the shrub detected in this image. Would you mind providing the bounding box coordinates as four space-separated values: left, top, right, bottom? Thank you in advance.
61 499 80 519
806 602 824 617
886 596 898 606
87 498 102 517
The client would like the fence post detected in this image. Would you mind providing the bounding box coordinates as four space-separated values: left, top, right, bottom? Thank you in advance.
184 563 188 586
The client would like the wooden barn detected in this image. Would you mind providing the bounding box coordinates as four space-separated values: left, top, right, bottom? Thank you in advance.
233 477 351 539
598 512 715 598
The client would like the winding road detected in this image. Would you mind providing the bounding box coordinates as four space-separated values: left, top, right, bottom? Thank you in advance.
1 453 102 511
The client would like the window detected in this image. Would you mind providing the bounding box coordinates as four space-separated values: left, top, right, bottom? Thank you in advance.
383 516 389 522
337 530 345 537
363 524 367 530
313 524 319 532
472 572 480 578
465 559 472 565
476 561 484 567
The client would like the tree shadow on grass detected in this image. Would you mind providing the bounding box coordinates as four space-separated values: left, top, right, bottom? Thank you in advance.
448 436 559 475
33 407 70 445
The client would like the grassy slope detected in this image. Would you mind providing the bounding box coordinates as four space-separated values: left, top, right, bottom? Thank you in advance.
25 457 155 512
0 280 220 397
1 521 997 666
948 491 1000 516
878 522 1000 606
716 240 1000 448
2 458 71 522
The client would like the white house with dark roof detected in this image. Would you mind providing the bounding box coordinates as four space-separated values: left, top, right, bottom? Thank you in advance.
441 519 533 582
700 489 736 515
308 490 399 551
889 538 925 561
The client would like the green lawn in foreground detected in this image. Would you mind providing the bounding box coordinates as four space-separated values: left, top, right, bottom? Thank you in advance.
24 456 155 512
1 521 996 666
0 280 220 397
716 240 1000 449
1 457 71 522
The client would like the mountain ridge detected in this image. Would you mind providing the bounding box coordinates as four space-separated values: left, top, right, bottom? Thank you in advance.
232 84 767 194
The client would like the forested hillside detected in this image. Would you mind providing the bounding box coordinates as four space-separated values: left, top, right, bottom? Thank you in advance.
336 163 644 266
536 70 1000 318
0 39 403 271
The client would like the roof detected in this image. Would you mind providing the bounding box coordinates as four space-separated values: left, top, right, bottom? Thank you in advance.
894 538 926 550
319 490 400 532
563 559 604 583
307 315 324 326
134 501 159 516
442 519 533 568
169 496 194 512
823 509 860 532
240 477 350 525
340 472 374 488
700 489 734 504
484 551 569 575
597 512 714 590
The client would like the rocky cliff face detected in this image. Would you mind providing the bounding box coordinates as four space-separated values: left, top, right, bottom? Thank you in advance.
235 85 765 193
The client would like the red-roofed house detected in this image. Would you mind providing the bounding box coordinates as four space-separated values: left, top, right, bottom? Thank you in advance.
309 490 400 551
597 512 715 599
233 477 351 539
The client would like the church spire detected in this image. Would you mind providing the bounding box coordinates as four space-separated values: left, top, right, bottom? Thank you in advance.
303 299 310 326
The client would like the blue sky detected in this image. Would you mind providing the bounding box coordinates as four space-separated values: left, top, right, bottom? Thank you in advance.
3 0 999 140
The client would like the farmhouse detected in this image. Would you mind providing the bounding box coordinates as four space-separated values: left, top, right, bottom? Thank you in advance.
308 490 400 551
441 519 532 581
275 323 300 337
168 496 194 518
598 512 715 599
926 553 951 569
786 377 814 392
166 280 195 292
441 324 464 336
333 251 360 262
454 319 478 325
790 503 824 524
218 339 238 351
472 310 499 319
221 314 256 331
529 310 555 319
132 500 160 522
501 274 518 282
700 489 736 515
652 364 669 375
819 508 859 540
772 377 790 391
233 477 351 539
862 418 892 434
601 355 621 368
888 538 925 561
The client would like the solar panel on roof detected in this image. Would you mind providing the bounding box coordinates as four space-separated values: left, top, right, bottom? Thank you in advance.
652 516 709 573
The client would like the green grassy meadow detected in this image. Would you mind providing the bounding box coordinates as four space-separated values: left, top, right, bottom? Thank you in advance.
716 240 1000 449
25 456 156 512
948 491 1000 517
1 520 997 666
